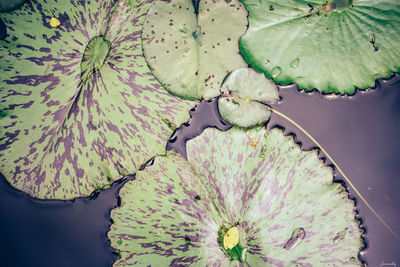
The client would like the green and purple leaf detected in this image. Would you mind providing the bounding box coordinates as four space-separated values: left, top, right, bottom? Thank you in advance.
0 0 195 199
109 127 363 265
142 0 248 100
240 0 400 94
218 68 279 128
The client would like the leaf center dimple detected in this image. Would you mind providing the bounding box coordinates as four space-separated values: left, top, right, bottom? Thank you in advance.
224 226 239 249
192 25 201 40
218 225 246 262
80 36 111 83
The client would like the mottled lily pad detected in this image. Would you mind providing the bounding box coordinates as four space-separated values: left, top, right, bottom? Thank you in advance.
240 0 400 94
0 0 195 199
218 68 279 128
109 127 363 265
142 0 248 100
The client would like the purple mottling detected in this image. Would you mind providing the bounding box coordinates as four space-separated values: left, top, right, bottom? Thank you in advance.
57 12 75 32
237 153 243 163
5 74 57 88
267 224 285 233
24 33 36 40
46 100 60 107
16 44 35 51
1 0 189 205
42 31 62 44
39 47 51 53
171 256 199 265
17 101 34 109
120 234 146 240
321 209 333 217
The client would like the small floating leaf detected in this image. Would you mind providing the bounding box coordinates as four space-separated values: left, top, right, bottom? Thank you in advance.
143 0 248 100
0 0 195 199
333 230 347 243
240 0 400 94
108 127 363 265
218 68 279 128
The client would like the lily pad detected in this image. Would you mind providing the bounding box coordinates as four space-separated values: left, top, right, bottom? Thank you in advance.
109 127 363 265
218 68 279 128
0 0 195 199
240 0 400 94
142 0 248 100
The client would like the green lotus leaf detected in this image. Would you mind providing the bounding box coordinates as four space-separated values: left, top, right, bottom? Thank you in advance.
240 0 400 94
0 0 26 12
109 127 363 265
218 68 279 128
142 0 248 100
0 0 195 199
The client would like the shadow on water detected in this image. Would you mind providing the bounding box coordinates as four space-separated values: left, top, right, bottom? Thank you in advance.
0 74 399 266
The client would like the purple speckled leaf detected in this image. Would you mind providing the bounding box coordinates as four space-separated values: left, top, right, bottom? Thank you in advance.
142 0 248 100
0 0 195 199
109 127 363 265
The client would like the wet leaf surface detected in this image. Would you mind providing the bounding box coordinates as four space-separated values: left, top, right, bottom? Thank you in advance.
240 0 400 94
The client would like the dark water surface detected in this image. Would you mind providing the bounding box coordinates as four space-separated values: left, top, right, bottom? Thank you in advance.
0 17 6 40
0 75 399 266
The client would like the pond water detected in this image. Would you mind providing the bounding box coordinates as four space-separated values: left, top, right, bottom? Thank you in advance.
0 75 399 266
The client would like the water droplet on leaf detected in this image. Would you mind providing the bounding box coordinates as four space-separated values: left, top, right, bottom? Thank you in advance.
349 257 357 263
333 230 346 243
284 227 306 250
271 66 282 77
290 58 300 68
